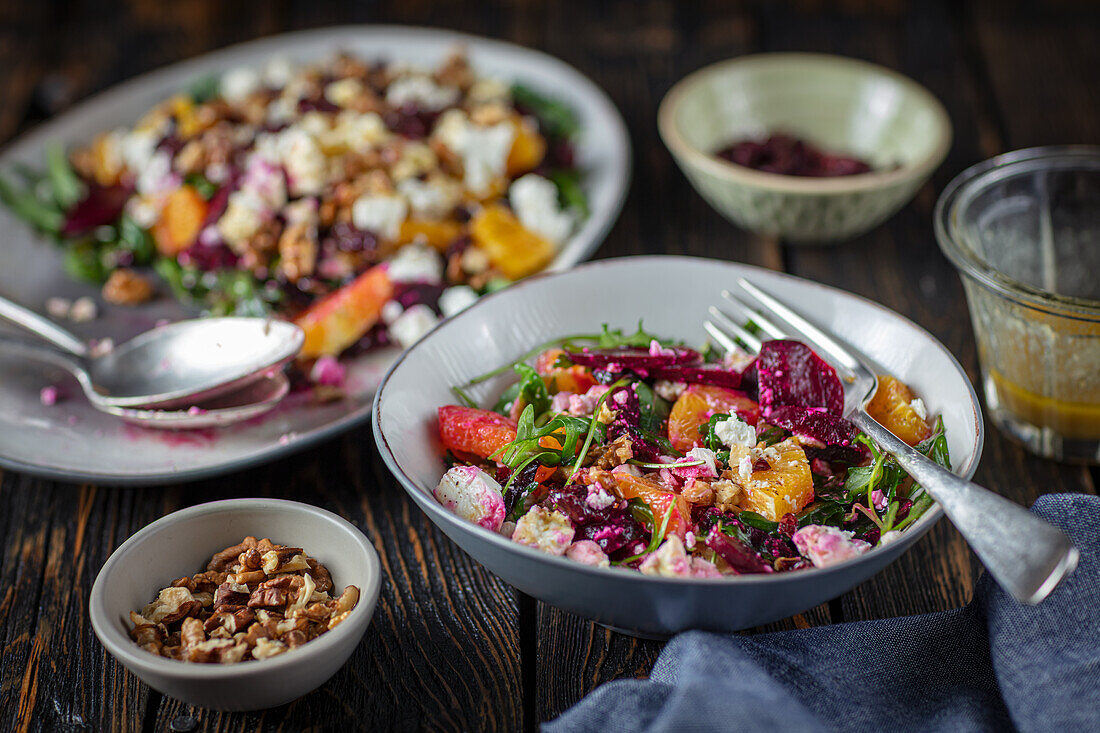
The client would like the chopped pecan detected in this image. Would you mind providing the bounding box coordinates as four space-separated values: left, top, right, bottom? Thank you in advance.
283 630 308 649
593 436 634 470
305 558 333 593
213 582 251 609
207 537 259 572
261 547 309 575
226 569 265 586
102 268 155 305
681 480 715 506
238 548 263 571
333 585 360 616
434 50 475 90
204 607 255 635
180 617 205 651
277 222 318 283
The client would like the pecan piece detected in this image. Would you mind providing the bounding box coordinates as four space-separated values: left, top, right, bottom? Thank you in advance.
213 582 251 609
306 558 333 593
207 537 258 572
102 268 155 305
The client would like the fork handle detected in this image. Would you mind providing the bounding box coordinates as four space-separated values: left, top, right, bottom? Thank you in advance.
851 410 1079 604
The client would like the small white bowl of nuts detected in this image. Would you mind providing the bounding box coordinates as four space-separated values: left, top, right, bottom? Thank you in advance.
89 498 380 711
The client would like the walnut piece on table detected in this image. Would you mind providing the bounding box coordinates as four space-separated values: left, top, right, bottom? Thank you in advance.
128 537 359 664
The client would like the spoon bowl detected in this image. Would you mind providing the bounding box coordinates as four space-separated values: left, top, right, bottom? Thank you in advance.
0 294 303 410
87 317 304 408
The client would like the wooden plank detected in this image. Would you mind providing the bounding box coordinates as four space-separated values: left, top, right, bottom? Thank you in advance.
971 0 1100 148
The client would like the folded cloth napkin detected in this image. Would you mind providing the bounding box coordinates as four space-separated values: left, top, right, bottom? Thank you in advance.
545 494 1099 733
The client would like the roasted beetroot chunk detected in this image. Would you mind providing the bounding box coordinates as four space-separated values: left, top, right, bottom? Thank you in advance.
768 406 858 449
705 528 773 574
548 485 648 558
648 364 742 389
755 340 845 417
564 345 701 373
61 183 133 236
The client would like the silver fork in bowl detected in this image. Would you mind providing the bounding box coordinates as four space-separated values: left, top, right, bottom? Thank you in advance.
706 278 1078 605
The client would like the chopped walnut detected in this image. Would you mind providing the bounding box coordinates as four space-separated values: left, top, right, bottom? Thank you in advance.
129 536 359 664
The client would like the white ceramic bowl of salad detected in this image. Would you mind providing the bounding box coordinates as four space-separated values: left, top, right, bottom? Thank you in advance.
373 256 983 635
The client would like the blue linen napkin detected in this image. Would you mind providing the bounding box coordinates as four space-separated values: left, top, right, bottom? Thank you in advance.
545 493 1099 733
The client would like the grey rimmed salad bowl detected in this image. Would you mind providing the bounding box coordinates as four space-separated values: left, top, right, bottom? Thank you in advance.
372 256 983 636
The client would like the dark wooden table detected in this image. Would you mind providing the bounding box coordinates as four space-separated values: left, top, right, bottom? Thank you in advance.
2 1 1098 730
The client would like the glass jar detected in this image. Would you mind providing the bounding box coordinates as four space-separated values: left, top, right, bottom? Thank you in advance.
936 146 1100 463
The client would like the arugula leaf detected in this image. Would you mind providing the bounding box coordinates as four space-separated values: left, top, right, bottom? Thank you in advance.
0 173 64 232
797 500 847 528
511 83 580 140
616 498 675 565
513 363 551 417
633 380 670 435
117 214 155 264
738 511 779 532
63 241 109 283
596 321 672 349
45 143 84 209
185 173 219 200
188 74 220 104
547 168 589 217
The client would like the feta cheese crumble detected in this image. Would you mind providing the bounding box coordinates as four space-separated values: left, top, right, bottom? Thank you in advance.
508 173 575 245
433 110 515 196
385 75 460 111
512 506 574 556
389 304 438 348
714 413 757 448
438 285 479 317
351 193 408 240
385 243 442 284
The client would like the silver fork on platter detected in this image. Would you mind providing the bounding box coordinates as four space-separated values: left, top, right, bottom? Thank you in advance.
706 278 1078 605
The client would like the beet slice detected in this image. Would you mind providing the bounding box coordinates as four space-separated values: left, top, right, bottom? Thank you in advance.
755 340 844 417
705 528 773 574
61 183 133 236
648 364 742 389
565 346 701 373
767 405 864 464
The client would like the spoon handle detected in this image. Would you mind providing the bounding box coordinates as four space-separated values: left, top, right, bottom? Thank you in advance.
0 294 88 357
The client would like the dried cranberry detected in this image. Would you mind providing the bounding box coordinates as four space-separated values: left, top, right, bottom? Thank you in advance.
714 134 873 178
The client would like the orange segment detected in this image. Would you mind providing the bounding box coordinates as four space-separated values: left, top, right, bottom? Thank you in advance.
469 203 555 280
399 219 464 251
535 348 598 395
294 264 394 357
606 473 691 539
866 375 932 446
506 117 546 176
668 385 760 453
152 186 208 256
739 438 814 522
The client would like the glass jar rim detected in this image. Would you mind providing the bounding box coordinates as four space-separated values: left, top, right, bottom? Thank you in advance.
934 145 1100 320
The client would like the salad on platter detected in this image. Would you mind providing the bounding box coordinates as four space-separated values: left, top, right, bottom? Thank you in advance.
434 324 950 576
0 48 587 372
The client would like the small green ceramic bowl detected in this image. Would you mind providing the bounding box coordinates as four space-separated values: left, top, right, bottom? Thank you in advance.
658 53 952 243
